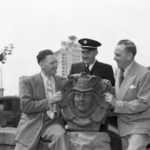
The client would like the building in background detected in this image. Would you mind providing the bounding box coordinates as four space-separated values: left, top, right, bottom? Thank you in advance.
55 47 82 77
55 35 82 77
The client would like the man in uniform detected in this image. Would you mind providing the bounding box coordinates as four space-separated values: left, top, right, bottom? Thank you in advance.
69 38 115 86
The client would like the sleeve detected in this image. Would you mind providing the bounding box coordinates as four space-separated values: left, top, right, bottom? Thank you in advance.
69 64 74 75
106 65 115 86
19 77 49 114
114 71 150 114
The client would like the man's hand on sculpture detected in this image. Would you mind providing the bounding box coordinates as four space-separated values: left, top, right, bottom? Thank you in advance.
101 79 112 92
68 73 81 79
104 92 116 107
101 79 111 86
47 91 62 105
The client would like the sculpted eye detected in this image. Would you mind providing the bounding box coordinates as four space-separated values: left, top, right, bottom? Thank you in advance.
75 94 80 97
75 93 81 97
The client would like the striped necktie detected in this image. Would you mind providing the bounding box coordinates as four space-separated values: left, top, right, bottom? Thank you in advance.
46 78 56 119
119 69 124 87
46 78 53 96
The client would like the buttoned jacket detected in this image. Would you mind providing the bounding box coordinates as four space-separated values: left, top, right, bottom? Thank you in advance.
70 61 115 86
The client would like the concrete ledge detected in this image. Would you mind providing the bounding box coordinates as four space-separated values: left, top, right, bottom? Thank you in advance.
0 127 16 145
0 127 16 150
67 132 110 150
0 127 149 150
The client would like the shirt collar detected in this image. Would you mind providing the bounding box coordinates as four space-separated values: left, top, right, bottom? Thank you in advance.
41 71 48 84
41 71 54 83
124 60 134 77
86 59 96 71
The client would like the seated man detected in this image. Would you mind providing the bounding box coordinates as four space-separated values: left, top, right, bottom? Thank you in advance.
14 50 66 150
58 73 112 150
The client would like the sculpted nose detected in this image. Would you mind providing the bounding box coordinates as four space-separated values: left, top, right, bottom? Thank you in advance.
79 94 84 101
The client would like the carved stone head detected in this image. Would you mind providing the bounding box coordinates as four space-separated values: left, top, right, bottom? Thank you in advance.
72 75 99 113
61 73 110 131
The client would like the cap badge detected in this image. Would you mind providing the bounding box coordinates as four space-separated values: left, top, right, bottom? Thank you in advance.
83 40 87 44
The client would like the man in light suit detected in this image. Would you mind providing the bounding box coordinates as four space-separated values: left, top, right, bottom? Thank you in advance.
105 39 150 150
14 50 66 150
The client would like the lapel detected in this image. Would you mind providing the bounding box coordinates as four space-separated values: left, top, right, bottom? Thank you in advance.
90 60 98 74
81 62 86 72
115 61 137 100
115 68 121 97
35 73 46 98
54 75 61 91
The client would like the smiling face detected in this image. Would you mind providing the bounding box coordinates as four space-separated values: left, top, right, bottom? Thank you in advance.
74 91 93 112
114 44 133 70
40 54 58 76
81 50 98 65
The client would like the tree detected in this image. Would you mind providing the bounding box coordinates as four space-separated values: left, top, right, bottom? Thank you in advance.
0 44 14 64
61 35 80 50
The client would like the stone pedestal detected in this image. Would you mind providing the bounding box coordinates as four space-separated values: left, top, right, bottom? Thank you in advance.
67 132 110 150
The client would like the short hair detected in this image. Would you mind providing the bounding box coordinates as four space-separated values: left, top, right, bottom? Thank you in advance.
117 39 137 57
36 49 54 64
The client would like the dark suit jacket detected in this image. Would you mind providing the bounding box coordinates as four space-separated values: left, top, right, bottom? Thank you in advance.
70 60 115 86
15 73 65 149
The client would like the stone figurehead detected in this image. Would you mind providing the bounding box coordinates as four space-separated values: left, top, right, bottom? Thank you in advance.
60 73 111 131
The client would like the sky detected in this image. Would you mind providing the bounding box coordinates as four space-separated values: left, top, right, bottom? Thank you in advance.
0 0 150 95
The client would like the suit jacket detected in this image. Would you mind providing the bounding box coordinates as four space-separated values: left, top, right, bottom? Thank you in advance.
15 73 65 148
114 61 150 137
70 60 115 86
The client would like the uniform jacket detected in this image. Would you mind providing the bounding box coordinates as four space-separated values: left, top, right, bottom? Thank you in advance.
114 61 150 137
69 61 115 86
15 73 65 148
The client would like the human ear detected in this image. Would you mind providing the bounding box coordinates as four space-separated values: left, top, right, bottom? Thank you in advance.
94 50 98 56
128 52 133 60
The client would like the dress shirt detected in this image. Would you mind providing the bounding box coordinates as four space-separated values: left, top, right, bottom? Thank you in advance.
41 72 56 95
41 71 56 119
86 59 96 71
123 60 134 78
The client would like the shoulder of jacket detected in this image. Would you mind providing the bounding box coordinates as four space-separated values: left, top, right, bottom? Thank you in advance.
96 61 113 69
19 73 40 82
55 75 66 80
72 62 83 66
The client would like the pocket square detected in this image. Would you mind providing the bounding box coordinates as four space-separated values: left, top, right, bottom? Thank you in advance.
129 84 136 89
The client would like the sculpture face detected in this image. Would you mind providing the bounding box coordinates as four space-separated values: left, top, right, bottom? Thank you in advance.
74 91 93 113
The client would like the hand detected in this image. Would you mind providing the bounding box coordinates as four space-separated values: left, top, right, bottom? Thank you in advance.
68 73 81 79
101 79 112 92
104 92 116 106
101 79 112 86
47 91 62 104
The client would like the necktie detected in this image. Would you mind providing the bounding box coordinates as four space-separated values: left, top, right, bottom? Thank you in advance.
46 78 53 96
46 78 56 119
119 69 124 87
85 64 90 74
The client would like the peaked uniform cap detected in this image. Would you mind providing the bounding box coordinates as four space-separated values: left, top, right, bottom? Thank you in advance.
78 38 101 51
